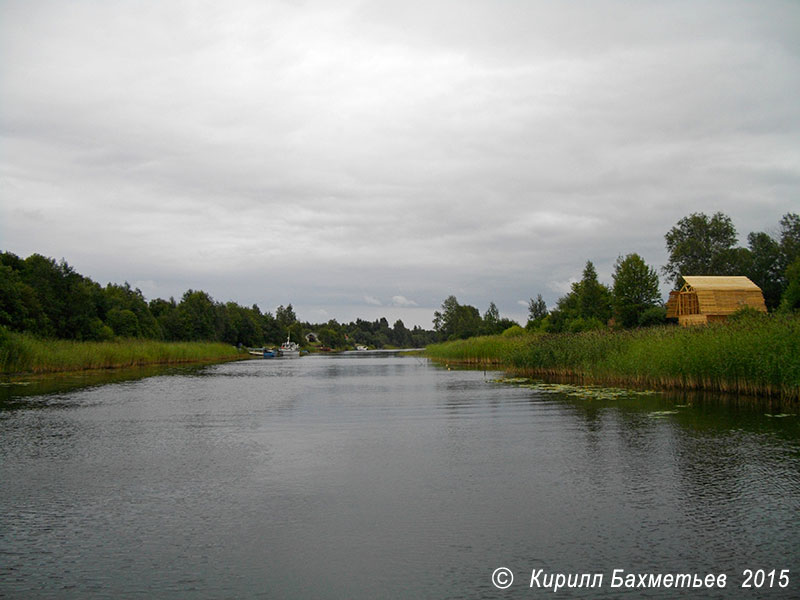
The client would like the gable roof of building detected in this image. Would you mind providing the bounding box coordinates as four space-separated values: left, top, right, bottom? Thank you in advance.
681 276 761 291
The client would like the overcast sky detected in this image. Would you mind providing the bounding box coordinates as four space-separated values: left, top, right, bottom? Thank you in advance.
2 0 799 328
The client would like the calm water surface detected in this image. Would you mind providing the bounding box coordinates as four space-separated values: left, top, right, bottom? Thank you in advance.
1 353 799 599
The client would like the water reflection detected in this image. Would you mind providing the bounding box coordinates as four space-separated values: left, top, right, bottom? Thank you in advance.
0 363 208 410
1 356 798 599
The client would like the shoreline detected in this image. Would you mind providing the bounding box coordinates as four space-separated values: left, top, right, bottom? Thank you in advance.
431 357 798 407
0 331 246 377
426 316 800 402
1 354 248 380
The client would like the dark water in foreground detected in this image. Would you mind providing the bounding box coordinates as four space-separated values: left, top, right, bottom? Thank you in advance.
1 353 798 599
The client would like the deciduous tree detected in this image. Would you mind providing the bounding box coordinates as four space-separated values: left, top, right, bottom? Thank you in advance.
663 212 739 287
745 231 783 309
526 294 547 329
612 253 661 328
433 295 483 340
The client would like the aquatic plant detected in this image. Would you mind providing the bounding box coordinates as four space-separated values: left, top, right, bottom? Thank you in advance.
427 315 800 399
0 328 242 375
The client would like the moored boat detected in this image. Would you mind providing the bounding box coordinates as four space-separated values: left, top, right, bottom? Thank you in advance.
249 348 276 358
279 335 301 358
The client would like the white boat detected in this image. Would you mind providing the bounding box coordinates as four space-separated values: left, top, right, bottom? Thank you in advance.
279 335 301 358
355 345 368 351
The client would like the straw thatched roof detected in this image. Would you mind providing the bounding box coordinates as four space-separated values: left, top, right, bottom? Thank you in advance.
666 275 767 325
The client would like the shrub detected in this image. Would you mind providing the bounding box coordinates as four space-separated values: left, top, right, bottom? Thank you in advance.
638 306 667 327
727 306 766 324
501 325 526 337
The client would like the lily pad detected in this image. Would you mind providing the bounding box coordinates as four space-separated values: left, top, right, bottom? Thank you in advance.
649 410 679 418
493 378 658 401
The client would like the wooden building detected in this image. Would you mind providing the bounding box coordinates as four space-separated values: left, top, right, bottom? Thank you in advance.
665 276 767 326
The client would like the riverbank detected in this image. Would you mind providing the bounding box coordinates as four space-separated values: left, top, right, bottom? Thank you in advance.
426 314 800 400
0 329 243 375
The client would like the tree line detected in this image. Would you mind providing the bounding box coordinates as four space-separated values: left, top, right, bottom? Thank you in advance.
4 212 798 346
433 212 800 340
0 252 437 349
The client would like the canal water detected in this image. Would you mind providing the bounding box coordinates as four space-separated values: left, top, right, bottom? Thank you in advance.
1 353 798 599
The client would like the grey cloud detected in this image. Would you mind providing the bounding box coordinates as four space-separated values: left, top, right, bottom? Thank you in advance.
2 0 799 328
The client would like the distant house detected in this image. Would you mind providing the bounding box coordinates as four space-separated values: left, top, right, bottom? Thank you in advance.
305 332 319 343
665 276 767 326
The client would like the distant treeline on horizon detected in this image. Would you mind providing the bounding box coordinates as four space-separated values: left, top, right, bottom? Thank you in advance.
2 211 799 348
0 251 437 349
434 211 800 341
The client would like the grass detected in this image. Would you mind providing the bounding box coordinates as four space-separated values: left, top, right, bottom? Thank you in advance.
0 329 243 375
426 314 800 400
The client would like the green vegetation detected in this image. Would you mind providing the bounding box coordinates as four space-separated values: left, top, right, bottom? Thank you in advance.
543 260 615 333
433 295 520 340
0 328 241 375
663 212 800 309
432 212 799 340
428 211 800 400
612 253 662 328
427 313 800 400
0 252 438 355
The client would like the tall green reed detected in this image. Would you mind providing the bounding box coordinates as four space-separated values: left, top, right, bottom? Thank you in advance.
0 329 242 375
426 314 800 399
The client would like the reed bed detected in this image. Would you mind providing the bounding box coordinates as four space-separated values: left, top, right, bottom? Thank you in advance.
426 314 800 400
0 329 242 375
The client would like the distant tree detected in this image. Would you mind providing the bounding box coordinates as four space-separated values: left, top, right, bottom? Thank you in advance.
275 304 297 332
433 295 459 337
391 319 410 347
612 253 661 328
778 213 800 276
433 295 483 340
409 325 434 348
453 304 482 339
663 212 739 287
18 254 104 339
177 290 218 341
239 304 262 346
482 302 503 335
330 327 344 347
0 251 26 271
106 308 141 338
319 326 346 349
72 278 110 340
0 263 46 333
545 261 611 332
317 327 334 347
0 251 452 348
349 327 372 347
261 311 283 345
780 257 800 312
545 290 577 333
104 282 161 338
16 254 61 337
287 321 304 344
220 302 262 347
526 294 547 330
148 297 174 319
745 231 783 309
16 255 109 340
150 297 184 341
577 261 612 323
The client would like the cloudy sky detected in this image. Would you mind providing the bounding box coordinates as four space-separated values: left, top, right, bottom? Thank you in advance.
2 0 799 328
